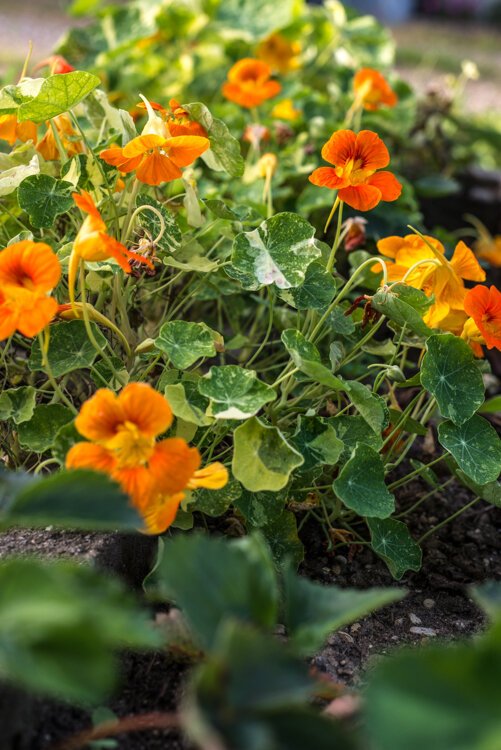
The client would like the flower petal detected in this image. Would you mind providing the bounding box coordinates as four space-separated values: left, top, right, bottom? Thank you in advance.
188 462 229 490
75 389 125 442
354 130 390 170
367 170 402 201
16 295 58 337
66 442 116 473
451 241 486 282
165 135 210 167
122 134 167 158
135 152 182 185
119 382 173 438
321 130 357 166
308 167 348 190
149 438 201 496
140 492 185 534
338 183 382 211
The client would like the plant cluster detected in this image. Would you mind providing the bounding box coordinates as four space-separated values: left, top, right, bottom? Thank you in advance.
0 0 500 746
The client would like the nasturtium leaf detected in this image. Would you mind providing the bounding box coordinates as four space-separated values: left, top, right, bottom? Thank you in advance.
292 416 343 471
5 469 141 530
51 421 80 465
232 417 304 491
345 380 388 434
164 382 212 426
0 558 157 703
236 487 289 528
228 213 321 291
284 564 405 655
329 305 356 336
184 102 244 177
18 174 74 228
29 320 107 377
0 155 40 197
17 405 74 453
154 533 279 650
333 444 395 518
281 330 345 390
0 386 36 424
214 0 297 39
17 71 100 122
204 199 258 222
155 321 218 369
331 415 384 462
280 262 338 311
421 334 485 424
364 626 501 750
367 517 422 579
136 194 181 253
91 356 129 390
438 415 501 485
479 395 501 414
198 366 276 420
194 479 242 517
455 471 501 508
371 283 434 337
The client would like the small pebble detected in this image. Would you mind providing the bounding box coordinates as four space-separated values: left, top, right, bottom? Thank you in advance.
409 613 422 625
331 564 341 575
410 626 437 637
335 555 347 565
423 598 435 609
350 623 361 633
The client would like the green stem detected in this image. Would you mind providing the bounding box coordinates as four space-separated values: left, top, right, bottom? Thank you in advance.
417 496 481 544
388 454 446 491
38 332 77 414
326 199 344 273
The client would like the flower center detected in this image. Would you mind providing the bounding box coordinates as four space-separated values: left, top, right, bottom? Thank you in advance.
107 421 155 469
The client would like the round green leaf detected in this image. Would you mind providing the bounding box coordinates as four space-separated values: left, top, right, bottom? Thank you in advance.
184 102 244 177
18 174 74 229
164 382 212 426
333 443 395 518
0 386 36 424
421 334 485 425
228 213 321 291
156 321 218 369
194 479 242 517
280 262 337 311
438 415 501 485
199 366 276 420
17 71 100 122
29 320 107 377
17 404 74 453
232 417 304 491
367 517 422 580
292 416 343 472
330 415 384 463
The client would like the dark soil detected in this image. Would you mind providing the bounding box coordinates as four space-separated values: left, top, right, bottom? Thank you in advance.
1 466 500 749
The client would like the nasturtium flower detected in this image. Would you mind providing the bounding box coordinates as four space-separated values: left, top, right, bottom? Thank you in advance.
353 68 398 111
222 58 281 109
309 129 402 211
271 98 301 121
66 383 228 534
463 284 501 351
0 114 37 146
475 234 501 267
37 114 83 161
34 55 75 75
256 33 301 74
243 123 270 148
376 235 486 328
100 96 209 187
0 240 60 340
136 98 207 138
69 191 153 304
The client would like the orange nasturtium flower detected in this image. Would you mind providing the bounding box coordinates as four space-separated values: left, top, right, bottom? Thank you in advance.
68 191 154 304
100 96 209 186
376 235 485 328
463 285 501 351
222 58 281 109
0 114 37 146
36 114 83 161
475 234 501 268
136 99 207 138
309 130 402 212
34 55 75 75
0 240 61 340
66 383 228 534
256 33 301 74
353 68 398 111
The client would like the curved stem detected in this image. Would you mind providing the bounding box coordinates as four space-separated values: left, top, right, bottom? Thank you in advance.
38 331 77 414
123 203 166 245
